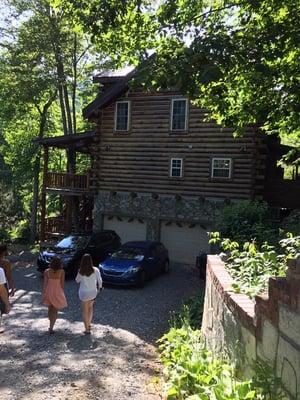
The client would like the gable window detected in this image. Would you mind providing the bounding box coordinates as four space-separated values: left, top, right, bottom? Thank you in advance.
211 158 232 179
170 158 183 178
171 98 188 131
115 101 130 131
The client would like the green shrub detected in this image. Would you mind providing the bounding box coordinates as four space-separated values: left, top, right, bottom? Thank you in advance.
209 232 300 298
10 219 30 243
215 200 279 245
158 325 282 399
281 210 300 235
0 182 23 242
169 293 204 330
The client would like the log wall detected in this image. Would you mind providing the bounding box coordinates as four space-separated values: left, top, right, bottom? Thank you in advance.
91 90 264 200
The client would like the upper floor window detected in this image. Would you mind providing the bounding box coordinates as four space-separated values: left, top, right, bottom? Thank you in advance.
115 101 130 131
211 158 232 179
170 158 183 178
171 98 188 132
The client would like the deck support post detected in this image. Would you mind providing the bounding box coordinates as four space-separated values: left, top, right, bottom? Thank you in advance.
40 146 49 242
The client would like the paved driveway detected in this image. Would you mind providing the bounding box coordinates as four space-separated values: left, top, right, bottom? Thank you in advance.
0 261 202 400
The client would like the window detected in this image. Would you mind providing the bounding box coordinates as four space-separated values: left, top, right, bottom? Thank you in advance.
115 101 130 131
171 98 188 131
170 158 183 178
211 158 232 179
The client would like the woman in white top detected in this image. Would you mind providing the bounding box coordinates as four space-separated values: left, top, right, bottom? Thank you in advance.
0 267 10 333
75 254 102 334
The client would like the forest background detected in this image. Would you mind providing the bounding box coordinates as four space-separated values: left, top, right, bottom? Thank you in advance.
0 0 299 244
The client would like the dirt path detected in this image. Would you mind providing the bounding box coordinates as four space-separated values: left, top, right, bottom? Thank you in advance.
0 261 201 399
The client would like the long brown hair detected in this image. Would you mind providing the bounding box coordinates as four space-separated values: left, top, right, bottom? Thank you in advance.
79 254 94 277
49 256 62 271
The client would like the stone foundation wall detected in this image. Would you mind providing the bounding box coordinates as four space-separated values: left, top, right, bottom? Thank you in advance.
93 190 222 239
202 255 300 399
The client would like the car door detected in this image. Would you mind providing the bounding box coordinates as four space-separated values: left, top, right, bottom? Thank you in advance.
86 234 100 264
144 246 158 278
156 243 166 270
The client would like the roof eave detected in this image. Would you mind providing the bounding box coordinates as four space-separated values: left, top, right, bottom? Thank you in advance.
83 67 138 120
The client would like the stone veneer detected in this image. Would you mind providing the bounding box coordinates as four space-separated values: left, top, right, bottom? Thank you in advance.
93 190 223 240
202 255 300 399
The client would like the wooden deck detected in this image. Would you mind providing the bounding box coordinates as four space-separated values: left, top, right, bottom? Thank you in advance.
44 217 69 238
44 216 93 239
45 172 90 193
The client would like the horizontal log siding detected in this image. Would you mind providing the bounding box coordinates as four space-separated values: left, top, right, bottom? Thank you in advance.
94 91 260 199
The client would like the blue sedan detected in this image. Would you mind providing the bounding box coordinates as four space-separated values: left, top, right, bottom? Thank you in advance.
98 241 170 286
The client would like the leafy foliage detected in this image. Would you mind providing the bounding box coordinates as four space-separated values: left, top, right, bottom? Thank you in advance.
158 325 283 399
57 0 300 146
0 0 102 241
215 201 279 246
169 293 204 330
0 182 24 242
52 0 157 64
281 210 300 236
209 232 300 298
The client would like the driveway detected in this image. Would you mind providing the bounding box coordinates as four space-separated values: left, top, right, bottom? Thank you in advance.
0 260 202 400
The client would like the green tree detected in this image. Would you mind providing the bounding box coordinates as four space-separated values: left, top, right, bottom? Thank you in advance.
0 0 99 242
56 0 300 147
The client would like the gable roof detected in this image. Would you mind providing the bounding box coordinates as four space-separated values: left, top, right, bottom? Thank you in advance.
83 67 137 120
93 66 135 84
83 55 156 120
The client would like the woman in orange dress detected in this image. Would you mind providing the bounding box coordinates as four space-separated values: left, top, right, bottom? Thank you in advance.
42 257 67 333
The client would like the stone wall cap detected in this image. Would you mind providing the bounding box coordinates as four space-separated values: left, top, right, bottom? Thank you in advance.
207 255 256 331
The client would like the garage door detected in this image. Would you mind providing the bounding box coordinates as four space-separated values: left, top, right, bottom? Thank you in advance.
160 221 209 265
103 215 146 244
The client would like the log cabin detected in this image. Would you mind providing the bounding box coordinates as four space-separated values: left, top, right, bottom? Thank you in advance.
37 65 300 264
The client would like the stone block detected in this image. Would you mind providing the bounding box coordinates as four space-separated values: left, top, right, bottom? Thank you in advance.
241 326 256 364
256 319 278 365
279 304 300 346
222 301 241 360
276 336 300 399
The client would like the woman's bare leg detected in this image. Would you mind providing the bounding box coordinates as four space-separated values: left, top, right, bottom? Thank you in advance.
88 301 94 330
48 306 58 331
81 301 89 332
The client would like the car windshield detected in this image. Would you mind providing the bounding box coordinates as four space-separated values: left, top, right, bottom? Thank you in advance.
111 247 145 260
56 235 90 250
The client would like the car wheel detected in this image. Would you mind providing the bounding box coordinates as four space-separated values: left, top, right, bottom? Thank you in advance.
138 270 146 287
162 260 170 274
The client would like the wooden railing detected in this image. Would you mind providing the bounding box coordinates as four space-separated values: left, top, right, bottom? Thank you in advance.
45 217 68 237
44 216 93 238
45 172 89 191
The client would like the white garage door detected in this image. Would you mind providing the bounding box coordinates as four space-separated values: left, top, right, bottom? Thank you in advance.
103 215 146 244
160 221 209 265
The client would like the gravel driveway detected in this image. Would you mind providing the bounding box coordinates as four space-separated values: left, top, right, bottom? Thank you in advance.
0 260 202 400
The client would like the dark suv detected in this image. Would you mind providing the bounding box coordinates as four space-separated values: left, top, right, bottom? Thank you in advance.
37 231 121 276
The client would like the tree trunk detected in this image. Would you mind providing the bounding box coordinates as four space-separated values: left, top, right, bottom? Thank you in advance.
29 92 57 243
30 157 41 243
72 33 77 135
58 83 68 136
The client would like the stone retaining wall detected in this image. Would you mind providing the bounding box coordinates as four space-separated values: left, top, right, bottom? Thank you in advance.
93 190 220 239
202 255 300 399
